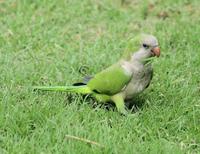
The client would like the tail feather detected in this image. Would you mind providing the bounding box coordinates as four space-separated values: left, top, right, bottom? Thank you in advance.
33 85 92 94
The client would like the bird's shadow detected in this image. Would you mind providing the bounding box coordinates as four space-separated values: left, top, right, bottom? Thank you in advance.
34 90 147 114
125 95 147 113
64 93 147 114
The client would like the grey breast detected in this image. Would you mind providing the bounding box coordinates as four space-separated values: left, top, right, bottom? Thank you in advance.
123 63 153 99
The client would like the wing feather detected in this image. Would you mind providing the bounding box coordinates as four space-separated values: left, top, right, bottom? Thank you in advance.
87 63 132 95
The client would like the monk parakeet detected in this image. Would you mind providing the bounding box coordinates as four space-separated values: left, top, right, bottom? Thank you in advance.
34 34 160 114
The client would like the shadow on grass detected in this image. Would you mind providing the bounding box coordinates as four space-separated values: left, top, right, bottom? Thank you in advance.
34 89 147 114
64 93 147 114
125 95 147 113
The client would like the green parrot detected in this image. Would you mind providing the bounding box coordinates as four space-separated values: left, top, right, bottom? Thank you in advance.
34 34 160 114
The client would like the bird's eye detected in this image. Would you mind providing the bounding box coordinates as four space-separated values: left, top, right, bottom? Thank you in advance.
143 44 149 48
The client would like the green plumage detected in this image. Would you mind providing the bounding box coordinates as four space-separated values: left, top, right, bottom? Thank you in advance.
87 64 132 95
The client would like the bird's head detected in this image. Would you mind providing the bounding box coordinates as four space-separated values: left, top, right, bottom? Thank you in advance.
123 34 160 61
140 34 160 58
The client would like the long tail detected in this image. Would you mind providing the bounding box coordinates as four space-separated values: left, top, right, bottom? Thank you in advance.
33 85 92 94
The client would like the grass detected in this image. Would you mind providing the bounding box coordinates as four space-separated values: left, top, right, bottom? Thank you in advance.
0 0 200 153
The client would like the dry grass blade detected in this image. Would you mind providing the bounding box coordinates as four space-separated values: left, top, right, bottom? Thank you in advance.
65 134 105 148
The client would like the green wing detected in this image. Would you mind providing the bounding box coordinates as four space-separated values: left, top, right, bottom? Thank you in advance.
87 63 132 95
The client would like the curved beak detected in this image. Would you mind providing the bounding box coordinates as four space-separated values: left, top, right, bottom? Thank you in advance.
151 46 160 57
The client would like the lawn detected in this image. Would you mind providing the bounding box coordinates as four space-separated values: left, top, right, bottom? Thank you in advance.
0 0 200 153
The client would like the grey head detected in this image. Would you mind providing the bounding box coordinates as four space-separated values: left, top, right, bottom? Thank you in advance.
133 34 160 62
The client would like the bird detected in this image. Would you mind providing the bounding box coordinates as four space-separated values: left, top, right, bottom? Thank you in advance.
34 34 160 115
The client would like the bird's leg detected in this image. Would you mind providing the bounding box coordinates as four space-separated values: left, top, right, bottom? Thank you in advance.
94 93 111 102
111 94 128 115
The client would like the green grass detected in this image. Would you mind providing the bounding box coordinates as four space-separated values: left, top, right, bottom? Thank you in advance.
0 0 200 153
